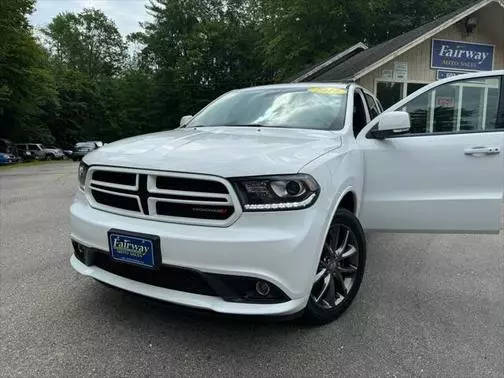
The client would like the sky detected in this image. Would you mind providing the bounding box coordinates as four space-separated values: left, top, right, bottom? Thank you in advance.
30 0 152 36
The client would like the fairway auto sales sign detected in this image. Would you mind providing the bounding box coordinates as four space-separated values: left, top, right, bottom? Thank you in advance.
431 39 494 71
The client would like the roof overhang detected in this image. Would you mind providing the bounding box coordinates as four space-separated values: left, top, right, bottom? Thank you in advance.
292 42 368 83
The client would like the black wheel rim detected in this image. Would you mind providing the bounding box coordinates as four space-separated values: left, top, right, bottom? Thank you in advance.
311 224 359 310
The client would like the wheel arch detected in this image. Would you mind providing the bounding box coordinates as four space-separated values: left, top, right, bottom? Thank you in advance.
336 189 358 215
311 186 360 273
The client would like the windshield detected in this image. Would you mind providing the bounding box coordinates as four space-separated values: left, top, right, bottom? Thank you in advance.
187 87 348 130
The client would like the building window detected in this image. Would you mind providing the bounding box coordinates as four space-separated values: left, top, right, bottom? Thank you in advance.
407 83 427 96
376 81 429 111
376 82 403 110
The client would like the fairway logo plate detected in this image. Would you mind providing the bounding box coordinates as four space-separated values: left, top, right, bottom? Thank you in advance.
109 233 156 268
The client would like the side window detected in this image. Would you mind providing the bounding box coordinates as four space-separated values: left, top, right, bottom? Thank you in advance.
403 76 502 134
353 90 368 137
29 144 38 150
364 94 380 120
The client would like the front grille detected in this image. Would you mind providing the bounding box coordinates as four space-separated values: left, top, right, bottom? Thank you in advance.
86 167 240 226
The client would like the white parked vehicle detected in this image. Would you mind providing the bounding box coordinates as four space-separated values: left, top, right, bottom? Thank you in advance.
16 143 47 160
70 70 504 324
44 146 65 160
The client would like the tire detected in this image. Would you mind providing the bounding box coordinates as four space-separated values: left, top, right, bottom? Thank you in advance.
46 154 53 161
72 157 78 162
303 209 366 325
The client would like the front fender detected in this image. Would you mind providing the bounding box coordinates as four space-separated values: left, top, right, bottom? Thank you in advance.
299 148 364 274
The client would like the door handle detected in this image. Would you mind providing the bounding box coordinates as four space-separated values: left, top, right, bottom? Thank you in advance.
464 146 500 156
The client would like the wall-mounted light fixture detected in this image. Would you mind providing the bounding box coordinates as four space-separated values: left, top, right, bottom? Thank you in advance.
465 17 477 34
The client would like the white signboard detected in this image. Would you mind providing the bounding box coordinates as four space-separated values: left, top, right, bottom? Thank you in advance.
394 62 408 81
382 69 393 80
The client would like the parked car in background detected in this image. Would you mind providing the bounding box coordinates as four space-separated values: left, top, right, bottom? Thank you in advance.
44 146 65 160
0 139 21 163
18 150 35 161
72 142 101 161
16 143 46 160
0 152 15 165
63 149 73 157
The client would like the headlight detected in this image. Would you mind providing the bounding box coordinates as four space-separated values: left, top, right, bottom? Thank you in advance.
78 162 89 190
231 174 320 211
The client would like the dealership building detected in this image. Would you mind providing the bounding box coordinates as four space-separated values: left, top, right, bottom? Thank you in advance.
292 0 504 109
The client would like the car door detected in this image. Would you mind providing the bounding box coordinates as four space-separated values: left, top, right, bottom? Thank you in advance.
356 73 504 233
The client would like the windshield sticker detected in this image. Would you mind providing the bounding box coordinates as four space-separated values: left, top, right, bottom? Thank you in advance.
308 87 347 95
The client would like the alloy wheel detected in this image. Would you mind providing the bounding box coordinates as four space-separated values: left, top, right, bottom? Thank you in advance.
311 224 359 309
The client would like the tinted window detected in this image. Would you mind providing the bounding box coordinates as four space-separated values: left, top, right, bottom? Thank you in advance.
364 94 380 120
402 76 502 134
188 87 348 131
353 91 368 137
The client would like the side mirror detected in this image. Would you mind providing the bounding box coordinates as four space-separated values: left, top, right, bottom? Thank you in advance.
370 111 411 139
180 115 193 127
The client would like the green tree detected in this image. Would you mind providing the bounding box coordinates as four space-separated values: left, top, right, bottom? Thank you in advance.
43 8 127 79
134 0 268 130
0 0 57 143
254 0 360 81
364 0 476 45
41 8 132 146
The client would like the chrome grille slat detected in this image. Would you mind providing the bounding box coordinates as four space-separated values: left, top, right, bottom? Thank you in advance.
90 187 142 213
146 175 231 200
148 197 233 206
89 179 139 191
85 167 241 227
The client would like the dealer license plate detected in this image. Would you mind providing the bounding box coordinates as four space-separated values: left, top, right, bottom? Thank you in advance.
108 229 160 269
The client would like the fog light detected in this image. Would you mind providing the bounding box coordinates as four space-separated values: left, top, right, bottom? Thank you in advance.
255 280 271 296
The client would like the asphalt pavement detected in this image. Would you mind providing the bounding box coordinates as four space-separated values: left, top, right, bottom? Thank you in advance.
1 161 503 377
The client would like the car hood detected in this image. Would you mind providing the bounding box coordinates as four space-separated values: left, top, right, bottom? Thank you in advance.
85 127 342 177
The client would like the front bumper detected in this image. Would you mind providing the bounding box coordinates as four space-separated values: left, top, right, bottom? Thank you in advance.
70 190 329 315
71 255 306 315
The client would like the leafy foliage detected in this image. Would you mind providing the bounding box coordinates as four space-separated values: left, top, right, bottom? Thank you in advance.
42 9 127 78
0 0 57 143
0 0 476 148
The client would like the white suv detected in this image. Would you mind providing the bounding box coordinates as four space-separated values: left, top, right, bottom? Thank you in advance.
71 71 504 324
